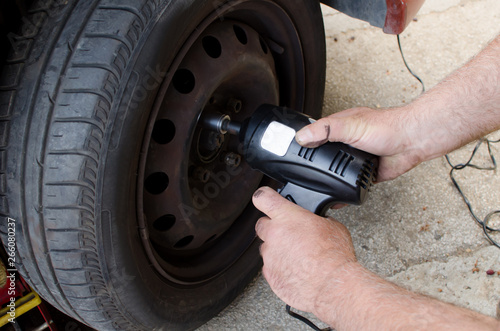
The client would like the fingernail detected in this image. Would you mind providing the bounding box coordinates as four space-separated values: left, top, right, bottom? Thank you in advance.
253 189 264 198
296 127 313 144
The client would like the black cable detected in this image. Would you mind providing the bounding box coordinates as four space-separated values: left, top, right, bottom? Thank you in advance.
397 34 425 93
398 34 500 246
286 305 334 331
445 138 500 248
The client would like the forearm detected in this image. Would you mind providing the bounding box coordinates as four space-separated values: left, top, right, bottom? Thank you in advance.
404 34 500 162
314 262 499 331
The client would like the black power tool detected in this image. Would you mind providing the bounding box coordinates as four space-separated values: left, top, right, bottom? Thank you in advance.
205 104 378 216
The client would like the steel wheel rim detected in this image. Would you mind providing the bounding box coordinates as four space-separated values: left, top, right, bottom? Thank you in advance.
137 0 306 285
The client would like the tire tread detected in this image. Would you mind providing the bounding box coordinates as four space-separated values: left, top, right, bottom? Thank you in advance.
1 0 163 329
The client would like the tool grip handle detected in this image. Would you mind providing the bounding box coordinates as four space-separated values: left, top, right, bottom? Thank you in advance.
279 182 338 216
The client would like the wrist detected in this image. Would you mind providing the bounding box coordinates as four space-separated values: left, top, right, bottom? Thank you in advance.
311 261 367 327
399 102 451 163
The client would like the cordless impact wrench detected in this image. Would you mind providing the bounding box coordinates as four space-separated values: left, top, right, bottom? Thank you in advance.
204 104 378 216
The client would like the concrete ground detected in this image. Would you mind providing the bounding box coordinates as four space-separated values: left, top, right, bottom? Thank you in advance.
200 0 500 329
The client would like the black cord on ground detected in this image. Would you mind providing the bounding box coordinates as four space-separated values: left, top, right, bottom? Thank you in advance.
445 138 500 248
398 34 500 246
397 34 425 93
398 33 500 246
286 305 334 331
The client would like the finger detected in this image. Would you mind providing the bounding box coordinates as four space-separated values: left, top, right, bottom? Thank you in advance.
296 108 371 148
295 119 331 148
255 216 270 241
252 186 309 220
295 117 353 148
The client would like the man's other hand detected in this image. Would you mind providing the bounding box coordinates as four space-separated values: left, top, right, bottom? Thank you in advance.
253 186 357 314
295 107 422 182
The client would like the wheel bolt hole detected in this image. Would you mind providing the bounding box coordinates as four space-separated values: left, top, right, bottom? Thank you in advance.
153 214 176 232
233 25 247 45
195 167 210 183
202 36 222 58
145 172 169 195
174 235 194 248
173 68 195 94
227 98 242 113
152 119 175 144
259 36 269 54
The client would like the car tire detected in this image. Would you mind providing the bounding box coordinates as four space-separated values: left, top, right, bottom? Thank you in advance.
0 0 326 329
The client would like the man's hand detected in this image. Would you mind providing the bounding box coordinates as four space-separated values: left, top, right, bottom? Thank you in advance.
253 186 500 331
295 107 422 182
295 35 500 183
253 186 357 314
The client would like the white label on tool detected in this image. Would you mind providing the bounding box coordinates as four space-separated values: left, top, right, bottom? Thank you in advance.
260 121 296 157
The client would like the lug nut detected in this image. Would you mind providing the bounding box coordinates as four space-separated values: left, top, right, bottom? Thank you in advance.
227 98 242 113
194 167 211 183
224 153 241 167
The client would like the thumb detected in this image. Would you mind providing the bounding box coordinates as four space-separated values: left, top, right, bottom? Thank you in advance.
295 108 371 148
